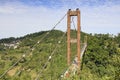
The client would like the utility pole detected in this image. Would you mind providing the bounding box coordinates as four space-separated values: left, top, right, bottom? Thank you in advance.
67 8 81 70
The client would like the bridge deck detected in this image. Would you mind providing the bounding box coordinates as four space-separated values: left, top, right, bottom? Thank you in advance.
62 42 87 78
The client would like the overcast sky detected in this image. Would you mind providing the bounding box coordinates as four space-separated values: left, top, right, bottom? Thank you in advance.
0 0 120 39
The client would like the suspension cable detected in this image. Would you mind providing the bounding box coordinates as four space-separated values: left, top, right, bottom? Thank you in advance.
36 13 67 44
0 56 23 78
35 31 67 80
0 13 67 79
71 16 77 31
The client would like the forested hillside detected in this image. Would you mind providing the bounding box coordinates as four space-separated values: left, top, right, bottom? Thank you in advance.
0 30 120 80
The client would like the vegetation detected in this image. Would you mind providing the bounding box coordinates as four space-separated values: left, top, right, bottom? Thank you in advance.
0 30 120 80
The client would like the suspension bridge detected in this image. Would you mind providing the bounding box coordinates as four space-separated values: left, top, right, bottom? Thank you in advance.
0 8 87 80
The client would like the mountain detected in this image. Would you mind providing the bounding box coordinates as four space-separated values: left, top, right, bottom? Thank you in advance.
0 30 120 80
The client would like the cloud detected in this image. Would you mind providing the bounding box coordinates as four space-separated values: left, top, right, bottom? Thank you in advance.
80 4 120 34
0 2 67 39
0 0 120 39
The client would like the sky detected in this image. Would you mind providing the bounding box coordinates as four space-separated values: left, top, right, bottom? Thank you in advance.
0 0 120 39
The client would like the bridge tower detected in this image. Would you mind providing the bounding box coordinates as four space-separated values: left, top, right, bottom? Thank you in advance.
67 8 81 70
